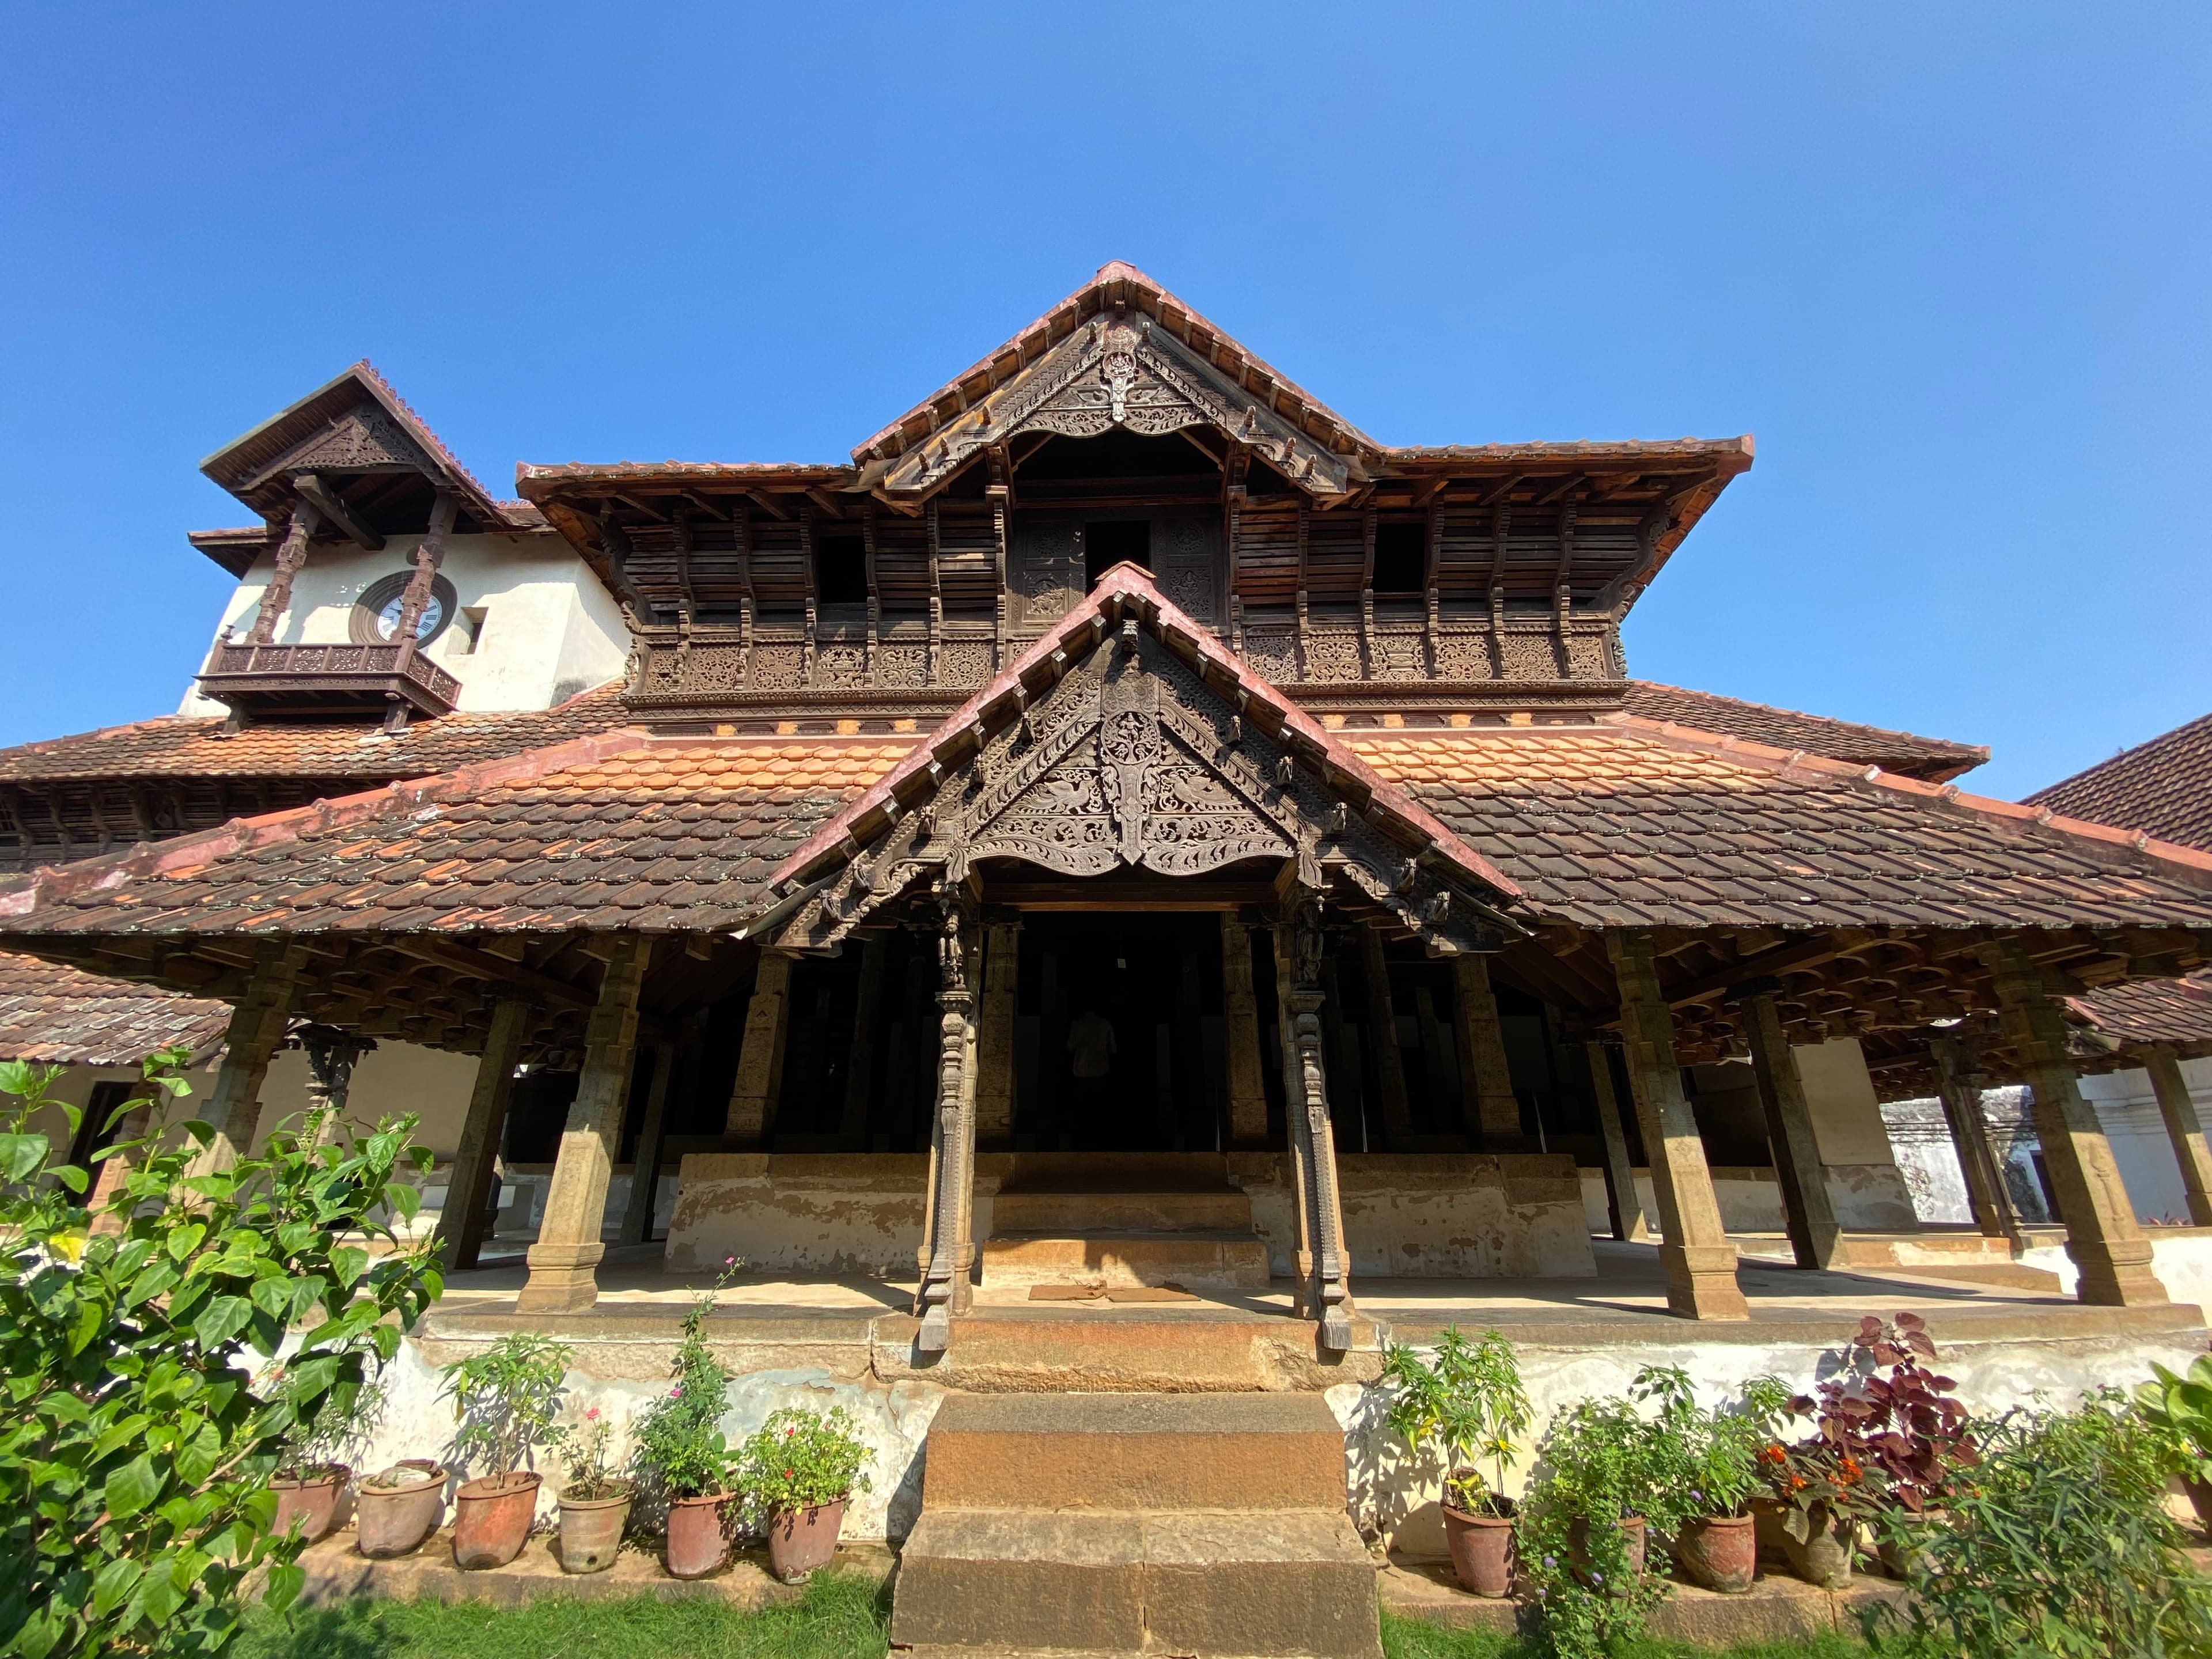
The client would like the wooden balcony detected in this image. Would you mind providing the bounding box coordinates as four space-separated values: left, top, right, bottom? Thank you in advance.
196 640 462 728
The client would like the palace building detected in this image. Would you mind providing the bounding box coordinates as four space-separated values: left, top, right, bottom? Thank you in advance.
3 266 2210 1633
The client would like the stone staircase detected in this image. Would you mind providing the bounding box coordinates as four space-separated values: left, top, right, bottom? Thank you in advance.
980 1154 1272 1295
890 1391 1381 1659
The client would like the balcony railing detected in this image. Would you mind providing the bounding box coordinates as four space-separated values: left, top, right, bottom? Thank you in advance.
197 640 461 729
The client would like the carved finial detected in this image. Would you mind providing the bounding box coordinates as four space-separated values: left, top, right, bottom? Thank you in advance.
1396 858 1419 893
1020 713 1037 747
1428 891 1450 922
1275 755 1295 786
1120 616 1139 654
917 806 936 843
1328 803 1349 835
1226 714 1242 746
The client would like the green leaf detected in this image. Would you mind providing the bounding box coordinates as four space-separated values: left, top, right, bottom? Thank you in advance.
192 1295 253 1350
0 1131 48 1181
89 1555 143 1620
247 1276 295 1319
0 1058 35 1099
330 1246 368 1287
67 1296 105 1357
262 1561 306 1615
166 1221 207 1262
104 1453 161 1518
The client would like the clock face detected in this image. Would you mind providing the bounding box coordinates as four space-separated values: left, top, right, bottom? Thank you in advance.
375 591 445 642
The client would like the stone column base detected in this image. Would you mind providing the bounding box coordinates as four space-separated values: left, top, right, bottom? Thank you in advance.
2068 1237 2168 1308
516 1240 607 1315
1662 1241 1749 1321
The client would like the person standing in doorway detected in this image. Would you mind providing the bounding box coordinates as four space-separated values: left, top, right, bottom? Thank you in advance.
1068 1006 1117 1150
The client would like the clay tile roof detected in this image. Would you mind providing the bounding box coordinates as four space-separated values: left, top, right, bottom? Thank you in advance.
1343 719 2212 933
0 683 631 782
0 730 912 940
2026 711 2212 854
1620 682 1988 782
0 952 228 1064
2068 971 2212 1052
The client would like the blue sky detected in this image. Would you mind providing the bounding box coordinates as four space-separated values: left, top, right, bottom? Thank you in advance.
2 3 2204 799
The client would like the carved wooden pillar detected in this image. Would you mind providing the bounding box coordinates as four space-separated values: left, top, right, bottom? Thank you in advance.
915 905 980 1354
1451 954 1526 1150
248 499 321 645
517 939 652 1316
2140 1046 2212 1228
619 1040 681 1246
393 489 457 642
1280 897 1353 1351
1740 991 1843 1271
297 1024 373 1147
435 998 528 1270
724 951 793 1143
1584 1039 1650 1243
1929 1033 2022 1245
973 921 1020 1149
1607 930 1748 1320
195 940 311 1173
1359 930 1415 1149
1221 916 1271 1149
1980 938 2165 1306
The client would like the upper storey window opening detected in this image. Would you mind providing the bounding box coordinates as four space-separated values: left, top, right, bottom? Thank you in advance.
1372 522 1427 595
815 535 868 605
1085 520 1150 589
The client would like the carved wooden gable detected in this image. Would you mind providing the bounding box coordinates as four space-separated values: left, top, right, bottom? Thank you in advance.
774 611 1520 957
248 402 441 490
880 312 1357 502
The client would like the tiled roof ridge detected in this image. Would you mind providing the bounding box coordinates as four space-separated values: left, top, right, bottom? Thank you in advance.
0 729 654 921
770 562 1524 903
1626 680 1988 762
349 359 510 524
2026 710 2212 805
1597 711 2212 884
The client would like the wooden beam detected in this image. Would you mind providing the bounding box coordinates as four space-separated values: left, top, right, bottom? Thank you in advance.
381 937 597 1010
291 474 384 551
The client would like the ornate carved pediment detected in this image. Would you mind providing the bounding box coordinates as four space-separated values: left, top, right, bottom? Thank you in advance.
251 403 441 488
878 313 1357 501
776 622 1512 955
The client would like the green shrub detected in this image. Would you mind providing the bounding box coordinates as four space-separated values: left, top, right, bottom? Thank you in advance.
1378 1327 1533 1516
630 1265 740 1502
441 1333 573 1485
0 1053 442 1659
1867 1389 2212 1659
732 1406 873 1519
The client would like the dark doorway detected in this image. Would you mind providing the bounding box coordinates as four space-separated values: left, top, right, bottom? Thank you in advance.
64 1081 141 1179
1015 912 1225 1151
1085 520 1151 588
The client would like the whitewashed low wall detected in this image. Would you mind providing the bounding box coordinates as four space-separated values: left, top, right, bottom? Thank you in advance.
1581 1163 1919 1237
2020 1229 2212 1319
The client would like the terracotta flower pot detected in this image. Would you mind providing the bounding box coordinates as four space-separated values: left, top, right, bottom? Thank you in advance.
766 1498 847 1584
355 1460 448 1559
1675 1512 1757 1593
453 1471 541 1570
2184 1477 2212 1529
664 1492 729 1580
1567 1513 1646 1594
558 1483 633 1575
271 1464 350 1546
1440 1498 1514 1598
1779 1503 1856 1589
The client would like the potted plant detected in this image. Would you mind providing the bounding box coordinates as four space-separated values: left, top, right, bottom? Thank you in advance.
440 1332 573 1570
265 1362 386 1546
1821 1313 1976 1578
2133 1351 2212 1527
1653 1371 1793 1594
1378 1327 1531 1597
632 1274 737 1578
1517 1385 1681 1659
733 1405 874 1584
1755 1435 1884 1588
355 1460 449 1558
556 1406 631 1574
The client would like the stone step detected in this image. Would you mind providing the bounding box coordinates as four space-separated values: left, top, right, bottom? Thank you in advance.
923 1391 1349 1512
888 1509 1382 1659
982 1230 1272 1290
991 1188 1255 1233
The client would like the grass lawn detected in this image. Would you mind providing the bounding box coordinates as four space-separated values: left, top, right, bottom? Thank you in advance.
236 1569 892 1659
1380 1612 1866 1659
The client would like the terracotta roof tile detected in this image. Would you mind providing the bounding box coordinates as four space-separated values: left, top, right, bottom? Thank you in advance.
0 952 228 1065
2070 971 2212 1051
1621 683 1987 781
2027 711 2212 854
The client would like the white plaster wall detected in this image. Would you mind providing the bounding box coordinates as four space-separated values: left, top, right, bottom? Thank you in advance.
2080 1058 2212 1225
179 532 627 717
2020 1230 2212 1320
252 1042 480 1157
1577 1165 1916 1238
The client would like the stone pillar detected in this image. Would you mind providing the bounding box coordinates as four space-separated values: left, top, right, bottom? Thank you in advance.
1359 929 1415 1148
916 906 979 1354
1740 991 1844 1270
1283 896 1354 1351
2139 1047 2212 1228
1584 1040 1650 1242
1607 930 1748 1320
839 938 888 1149
297 1024 373 1147
517 939 652 1315
724 950 793 1143
973 921 1020 1149
247 499 320 645
435 998 529 1271
1980 938 2165 1306
1221 916 1271 1149
1452 954 1527 1150
1929 1033 2022 1245
619 1041 680 1245
196 941 310 1172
